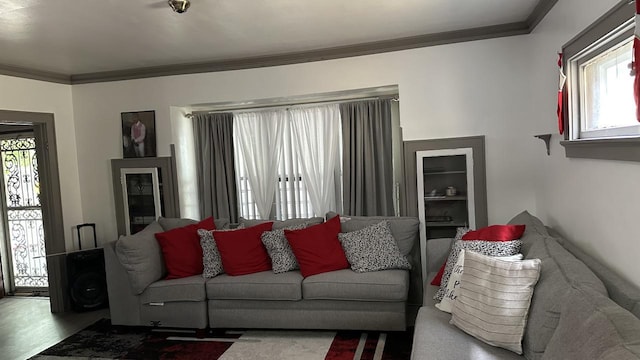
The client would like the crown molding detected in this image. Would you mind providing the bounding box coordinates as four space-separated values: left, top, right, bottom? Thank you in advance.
526 0 559 31
0 64 70 84
70 22 530 84
1 0 559 85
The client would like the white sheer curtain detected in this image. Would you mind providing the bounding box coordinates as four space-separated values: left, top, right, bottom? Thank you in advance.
233 110 286 219
275 120 315 219
289 104 342 217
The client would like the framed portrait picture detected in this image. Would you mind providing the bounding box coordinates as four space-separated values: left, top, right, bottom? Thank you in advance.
121 110 156 158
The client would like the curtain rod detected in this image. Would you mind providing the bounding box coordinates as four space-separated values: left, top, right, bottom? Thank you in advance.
185 95 398 118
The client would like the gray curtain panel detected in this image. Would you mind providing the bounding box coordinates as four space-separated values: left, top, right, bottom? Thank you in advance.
340 99 394 216
193 112 239 223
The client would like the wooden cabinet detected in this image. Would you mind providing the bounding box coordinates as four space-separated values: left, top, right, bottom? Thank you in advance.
111 157 180 236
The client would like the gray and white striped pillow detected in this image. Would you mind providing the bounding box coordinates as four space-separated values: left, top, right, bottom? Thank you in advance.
450 250 541 354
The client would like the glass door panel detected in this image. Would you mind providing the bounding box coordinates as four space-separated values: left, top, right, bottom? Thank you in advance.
121 168 162 235
0 135 47 292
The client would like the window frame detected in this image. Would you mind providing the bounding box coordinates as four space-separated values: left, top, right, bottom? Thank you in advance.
560 1 640 162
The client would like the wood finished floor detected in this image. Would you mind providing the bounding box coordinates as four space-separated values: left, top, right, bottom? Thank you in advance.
0 296 108 360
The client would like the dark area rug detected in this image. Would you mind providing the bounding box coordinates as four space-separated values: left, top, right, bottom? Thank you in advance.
30 319 413 360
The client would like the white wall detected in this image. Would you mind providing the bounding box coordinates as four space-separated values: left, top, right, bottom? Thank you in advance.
0 75 83 251
529 0 640 288
71 36 540 246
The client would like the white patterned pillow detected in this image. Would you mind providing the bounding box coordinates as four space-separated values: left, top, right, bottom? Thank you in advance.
436 251 524 313
261 223 308 273
434 238 522 301
198 224 245 279
451 250 541 354
338 220 411 273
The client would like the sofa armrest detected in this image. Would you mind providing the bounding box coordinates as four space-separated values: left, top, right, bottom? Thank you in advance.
104 240 142 326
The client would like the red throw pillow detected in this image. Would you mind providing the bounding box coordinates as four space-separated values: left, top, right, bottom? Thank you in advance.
213 222 273 276
461 224 526 241
155 217 216 279
284 216 349 277
430 263 446 286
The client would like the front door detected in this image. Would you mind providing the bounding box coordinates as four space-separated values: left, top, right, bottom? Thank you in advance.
0 134 48 294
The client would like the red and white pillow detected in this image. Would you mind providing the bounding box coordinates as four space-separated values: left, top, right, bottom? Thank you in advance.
433 225 525 302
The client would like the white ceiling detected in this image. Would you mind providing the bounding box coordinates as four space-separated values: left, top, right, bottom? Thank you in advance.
0 0 553 83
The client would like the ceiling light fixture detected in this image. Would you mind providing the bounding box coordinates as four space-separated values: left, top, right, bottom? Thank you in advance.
168 0 190 13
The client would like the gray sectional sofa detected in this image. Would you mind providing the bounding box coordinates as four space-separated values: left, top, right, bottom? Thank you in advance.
104 214 422 331
411 211 640 360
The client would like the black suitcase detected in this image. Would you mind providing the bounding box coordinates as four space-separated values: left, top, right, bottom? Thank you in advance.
66 223 108 312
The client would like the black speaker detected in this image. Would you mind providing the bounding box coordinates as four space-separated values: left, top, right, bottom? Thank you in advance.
66 248 108 312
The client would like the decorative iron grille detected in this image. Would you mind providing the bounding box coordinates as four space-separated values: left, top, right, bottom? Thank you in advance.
7 209 46 287
1 137 47 288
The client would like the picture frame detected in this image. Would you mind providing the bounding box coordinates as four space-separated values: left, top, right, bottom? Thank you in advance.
121 110 156 158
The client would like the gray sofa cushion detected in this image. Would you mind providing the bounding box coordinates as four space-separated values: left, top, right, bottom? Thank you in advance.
140 275 206 304
206 270 303 301
542 285 640 360
522 235 607 360
507 210 549 255
550 228 640 319
302 269 409 302
326 212 419 256
115 221 165 295
410 306 521 360
158 217 230 231
239 217 323 230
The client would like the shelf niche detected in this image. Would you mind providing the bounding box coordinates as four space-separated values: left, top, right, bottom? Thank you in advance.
403 136 488 299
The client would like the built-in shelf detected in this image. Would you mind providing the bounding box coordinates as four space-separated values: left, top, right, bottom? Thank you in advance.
424 195 467 201
426 222 468 227
424 170 466 175
407 136 487 308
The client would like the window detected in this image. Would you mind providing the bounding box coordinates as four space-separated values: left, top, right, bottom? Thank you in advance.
580 39 637 138
190 88 401 222
234 126 316 221
233 105 342 220
561 1 640 161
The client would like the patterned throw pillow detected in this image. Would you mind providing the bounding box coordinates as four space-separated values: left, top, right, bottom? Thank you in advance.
261 223 308 274
435 251 524 313
338 220 411 273
434 238 522 301
198 224 245 279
